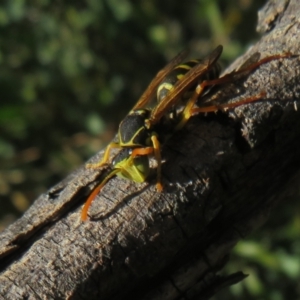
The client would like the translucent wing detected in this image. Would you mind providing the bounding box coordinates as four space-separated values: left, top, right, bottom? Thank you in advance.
237 52 261 71
132 49 189 110
148 45 223 125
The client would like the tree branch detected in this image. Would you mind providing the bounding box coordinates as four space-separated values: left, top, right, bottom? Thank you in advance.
1 0 300 299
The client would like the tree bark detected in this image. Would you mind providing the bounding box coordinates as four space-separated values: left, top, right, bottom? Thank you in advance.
1 0 300 299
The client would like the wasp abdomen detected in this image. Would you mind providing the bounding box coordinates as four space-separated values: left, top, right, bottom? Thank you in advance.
157 60 221 103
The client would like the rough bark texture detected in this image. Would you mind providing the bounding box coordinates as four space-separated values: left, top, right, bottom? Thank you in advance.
1 0 300 299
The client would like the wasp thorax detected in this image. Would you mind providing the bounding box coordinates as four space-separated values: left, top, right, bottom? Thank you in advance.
118 109 151 146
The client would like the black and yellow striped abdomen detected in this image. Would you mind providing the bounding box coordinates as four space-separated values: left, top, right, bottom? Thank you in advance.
157 59 221 103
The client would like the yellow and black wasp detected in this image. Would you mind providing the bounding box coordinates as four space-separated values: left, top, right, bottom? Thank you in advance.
81 45 291 221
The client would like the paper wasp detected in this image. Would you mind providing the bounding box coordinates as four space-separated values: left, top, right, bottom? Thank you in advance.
81 45 292 221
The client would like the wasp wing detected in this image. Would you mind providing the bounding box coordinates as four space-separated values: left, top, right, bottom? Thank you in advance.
132 49 189 110
237 52 261 71
148 45 223 125
200 52 261 105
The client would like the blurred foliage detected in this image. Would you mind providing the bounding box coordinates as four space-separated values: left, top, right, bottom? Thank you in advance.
213 193 300 300
1 0 299 299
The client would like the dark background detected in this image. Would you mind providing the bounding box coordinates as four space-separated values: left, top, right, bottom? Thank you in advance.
1 0 299 299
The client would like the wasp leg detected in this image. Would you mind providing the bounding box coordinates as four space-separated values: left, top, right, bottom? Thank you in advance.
151 134 163 192
175 82 207 130
86 142 121 169
131 140 163 192
235 52 293 74
191 92 266 114
206 52 293 88
131 147 154 157
81 168 120 221
176 52 292 130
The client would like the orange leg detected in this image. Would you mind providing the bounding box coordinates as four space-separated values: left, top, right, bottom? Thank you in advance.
176 52 292 130
191 92 266 114
236 52 293 73
151 135 163 191
131 147 154 157
131 137 163 191
175 83 206 130
86 142 121 169
203 52 293 88
81 169 119 221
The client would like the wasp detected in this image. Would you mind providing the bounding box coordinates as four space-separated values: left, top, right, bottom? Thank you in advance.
81 45 292 221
